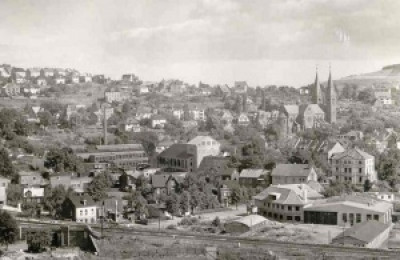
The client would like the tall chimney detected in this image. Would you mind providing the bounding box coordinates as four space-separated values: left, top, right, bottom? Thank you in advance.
103 106 108 145
303 188 308 203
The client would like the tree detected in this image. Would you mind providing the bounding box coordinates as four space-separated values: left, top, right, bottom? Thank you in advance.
38 111 53 127
230 186 241 209
43 185 69 218
26 229 52 253
0 210 18 249
364 179 372 192
6 184 22 206
87 172 112 201
0 148 16 179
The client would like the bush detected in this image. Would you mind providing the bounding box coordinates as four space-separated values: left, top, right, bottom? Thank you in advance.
178 217 199 226
166 224 177 230
212 216 221 227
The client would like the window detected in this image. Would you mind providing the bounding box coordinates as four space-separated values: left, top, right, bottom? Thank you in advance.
374 215 379 221
80 210 83 216
288 206 292 211
359 168 362 173
287 216 293 221
85 209 88 216
295 216 301 221
342 213 347 223
295 206 300 211
281 205 284 210
356 213 361 223
367 214 372 220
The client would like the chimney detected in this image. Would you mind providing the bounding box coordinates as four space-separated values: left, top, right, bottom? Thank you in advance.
103 106 108 145
302 186 308 203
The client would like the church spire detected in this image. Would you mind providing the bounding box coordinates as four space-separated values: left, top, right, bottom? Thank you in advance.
326 64 336 124
312 65 323 104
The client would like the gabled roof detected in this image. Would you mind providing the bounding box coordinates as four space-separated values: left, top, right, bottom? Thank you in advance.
271 164 314 177
240 169 267 178
253 185 306 205
68 194 97 208
300 104 324 115
331 147 374 160
283 105 299 115
333 221 391 244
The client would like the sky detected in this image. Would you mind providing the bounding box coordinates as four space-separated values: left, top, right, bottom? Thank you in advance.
1 0 400 87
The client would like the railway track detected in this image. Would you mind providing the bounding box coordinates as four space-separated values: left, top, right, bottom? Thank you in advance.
93 226 400 258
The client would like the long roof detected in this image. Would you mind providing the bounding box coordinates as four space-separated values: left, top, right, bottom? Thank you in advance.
240 169 267 178
271 164 314 177
228 215 267 227
158 143 194 159
333 221 391 244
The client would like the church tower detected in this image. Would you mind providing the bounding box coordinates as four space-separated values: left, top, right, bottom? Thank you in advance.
312 68 323 105
326 67 337 124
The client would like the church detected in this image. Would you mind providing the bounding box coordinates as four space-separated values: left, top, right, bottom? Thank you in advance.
279 69 337 137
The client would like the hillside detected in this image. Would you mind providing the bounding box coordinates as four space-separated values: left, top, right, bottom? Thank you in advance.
336 64 400 86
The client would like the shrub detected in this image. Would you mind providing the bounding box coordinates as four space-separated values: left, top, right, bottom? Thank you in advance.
178 217 199 226
166 224 177 230
212 216 221 227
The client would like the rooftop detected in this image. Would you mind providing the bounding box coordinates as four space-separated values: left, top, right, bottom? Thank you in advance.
333 221 392 244
271 164 314 177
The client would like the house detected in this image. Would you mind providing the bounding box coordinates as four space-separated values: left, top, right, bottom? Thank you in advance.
41 68 54 77
99 198 125 222
0 177 11 188
338 131 364 142
35 77 47 86
138 85 149 95
23 187 44 203
374 85 393 105
239 169 269 188
151 174 184 196
220 110 234 124
18 171 45 187
12 68 26 82
27 68 41 78
122 74 140 83
216 84 231 96
271 164 317 185
70 177 93 194
331 221 392 248
218 168 239 181
234 81 248 94
224 215 268 233
93 75 106 84
151 115 167 129
236 113 250 126
68 75 80 84
185 104 206 121
62 194 97 223
22 86 40 96
254 184 323 222
50 174 72 188
123 118 141 132
303 194 393 226
104 88 122 103
1 83 20 96
80 74 92 83
55 77 66 85
330 147 377 185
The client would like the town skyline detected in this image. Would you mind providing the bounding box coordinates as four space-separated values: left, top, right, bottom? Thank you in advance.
2 0 400 86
